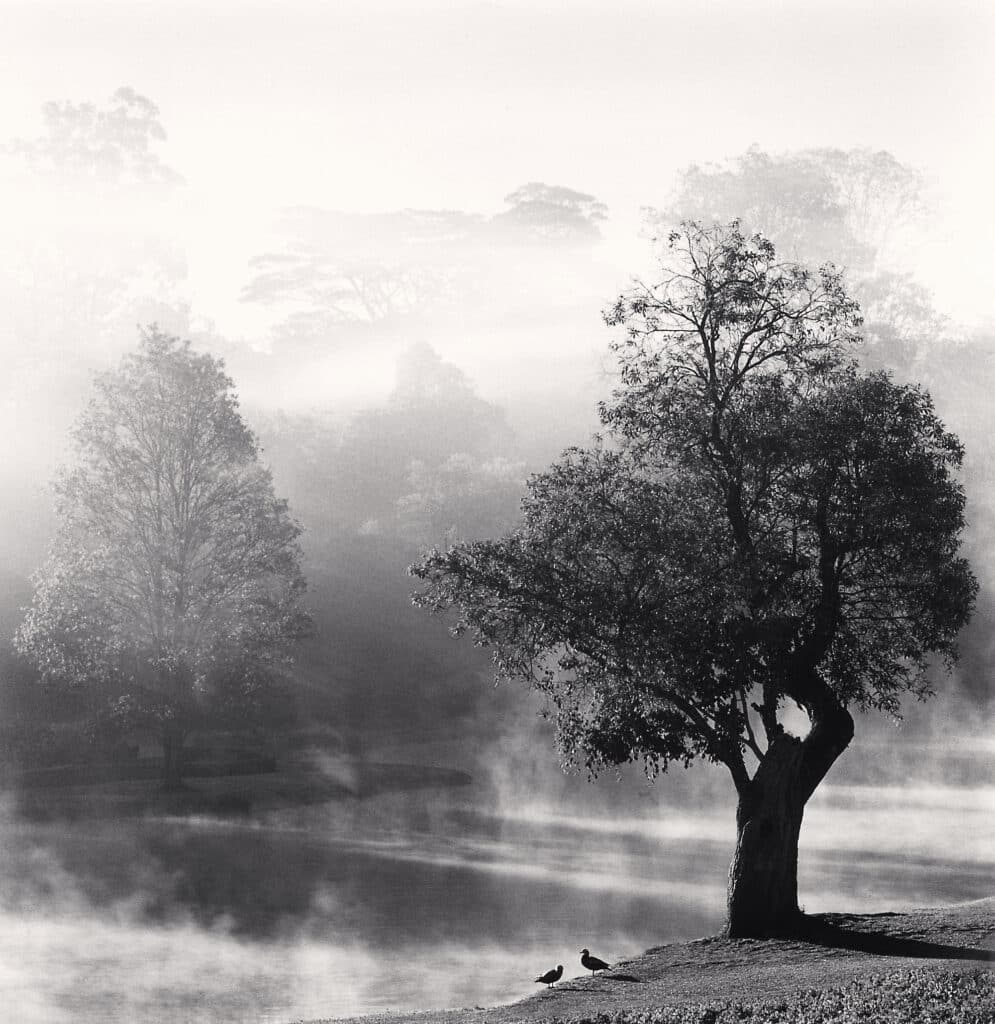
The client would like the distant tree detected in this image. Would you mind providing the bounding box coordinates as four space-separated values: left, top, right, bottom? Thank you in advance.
856 270 946 375
411 222 976 938
662 146 924 271
241 191 609 354
661 146 934 377
5 87 182 187
244 253 431 330
242 208 481 340
808 147 926 260
0 90 191 474
492 182 608 243
15 328 310 787
396 454 526 548
661 149 855 264
335 343 515 530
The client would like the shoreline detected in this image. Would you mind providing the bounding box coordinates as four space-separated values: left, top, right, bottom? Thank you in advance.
301 898 995 1024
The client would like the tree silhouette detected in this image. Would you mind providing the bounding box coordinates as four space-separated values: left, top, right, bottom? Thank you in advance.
493 182 608 243
411 222 975 937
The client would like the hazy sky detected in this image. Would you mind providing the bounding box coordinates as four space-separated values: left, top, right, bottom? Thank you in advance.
2 0 993 327
3 1 991 203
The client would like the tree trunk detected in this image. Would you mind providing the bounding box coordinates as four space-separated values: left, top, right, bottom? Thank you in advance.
161 723 186 790
726 674 855 938
726 734 806 937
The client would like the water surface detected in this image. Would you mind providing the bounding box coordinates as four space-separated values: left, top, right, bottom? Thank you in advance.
0 761 991 1023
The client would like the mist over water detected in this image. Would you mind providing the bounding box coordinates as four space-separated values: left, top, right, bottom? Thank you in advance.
0 714 990 1023
2 4 994 1022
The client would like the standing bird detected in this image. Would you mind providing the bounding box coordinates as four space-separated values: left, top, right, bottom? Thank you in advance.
534 964 563 989
580 948 610 975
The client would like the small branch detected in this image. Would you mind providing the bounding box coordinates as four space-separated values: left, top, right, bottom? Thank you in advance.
738 689 763 760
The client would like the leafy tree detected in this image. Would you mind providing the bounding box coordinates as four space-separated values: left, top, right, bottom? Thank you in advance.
661 146 933 378
395 454 526 548
241 208 481 340
241 189 609 356
662 146 924 271
15 328 310 786
493 182 608 243
334 343 515 531
0 90 192 505
411 222 975 937
5 87 182 187
660 149 856 265
664 147 995 701
809 147 926 261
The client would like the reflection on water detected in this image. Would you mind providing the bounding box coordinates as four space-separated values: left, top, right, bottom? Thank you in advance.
0 770 992 1023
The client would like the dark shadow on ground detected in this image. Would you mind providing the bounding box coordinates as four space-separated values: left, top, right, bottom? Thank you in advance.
796 914 995 962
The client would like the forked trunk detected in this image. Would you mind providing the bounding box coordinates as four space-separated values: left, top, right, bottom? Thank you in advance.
725 675 855 938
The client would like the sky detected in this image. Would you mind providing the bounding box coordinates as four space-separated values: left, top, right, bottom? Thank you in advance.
3 1 993 214
1 0 993 375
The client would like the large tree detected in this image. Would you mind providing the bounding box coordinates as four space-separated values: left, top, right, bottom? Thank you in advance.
410 222 976 937
16 327 310 787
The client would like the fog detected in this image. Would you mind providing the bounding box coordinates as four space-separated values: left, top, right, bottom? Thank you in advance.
1 2 994 1021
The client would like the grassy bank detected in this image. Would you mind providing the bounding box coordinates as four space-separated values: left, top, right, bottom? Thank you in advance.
517 970 995 1024
311 900 994 1024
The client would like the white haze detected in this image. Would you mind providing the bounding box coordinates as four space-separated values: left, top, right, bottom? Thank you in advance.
0 2 994 1022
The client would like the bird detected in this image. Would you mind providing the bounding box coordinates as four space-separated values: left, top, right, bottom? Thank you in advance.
580 948 610 975
534 964 563 989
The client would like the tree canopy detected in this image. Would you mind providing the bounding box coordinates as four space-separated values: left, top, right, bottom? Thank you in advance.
492 183 608 243
411 222 976 934
240 185 608 352
658 146 935 379
15 327 310 781
5 87 182 188
661 146 924 270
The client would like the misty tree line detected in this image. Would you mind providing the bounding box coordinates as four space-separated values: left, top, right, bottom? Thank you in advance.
0 88 992 792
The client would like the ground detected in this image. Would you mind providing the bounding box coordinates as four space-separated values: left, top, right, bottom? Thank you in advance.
306 899 994 1024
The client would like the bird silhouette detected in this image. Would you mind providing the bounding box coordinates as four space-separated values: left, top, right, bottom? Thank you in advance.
580 948 610 974
534 964 563 988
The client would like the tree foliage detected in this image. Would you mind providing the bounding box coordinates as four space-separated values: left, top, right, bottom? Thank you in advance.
661 146 924 271
5 87 182 187
15 328 310 770
659 146 933 379
336 343 515 531
493 182 608 243
411 222 975 789
396 454 526 548
241 185 608 349
241 208 482 337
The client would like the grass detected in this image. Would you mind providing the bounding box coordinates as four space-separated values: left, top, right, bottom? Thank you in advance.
317 901 995 1024
518 969 995 1024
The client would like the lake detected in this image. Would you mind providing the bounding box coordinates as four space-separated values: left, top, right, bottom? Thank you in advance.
0 743 991 1023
